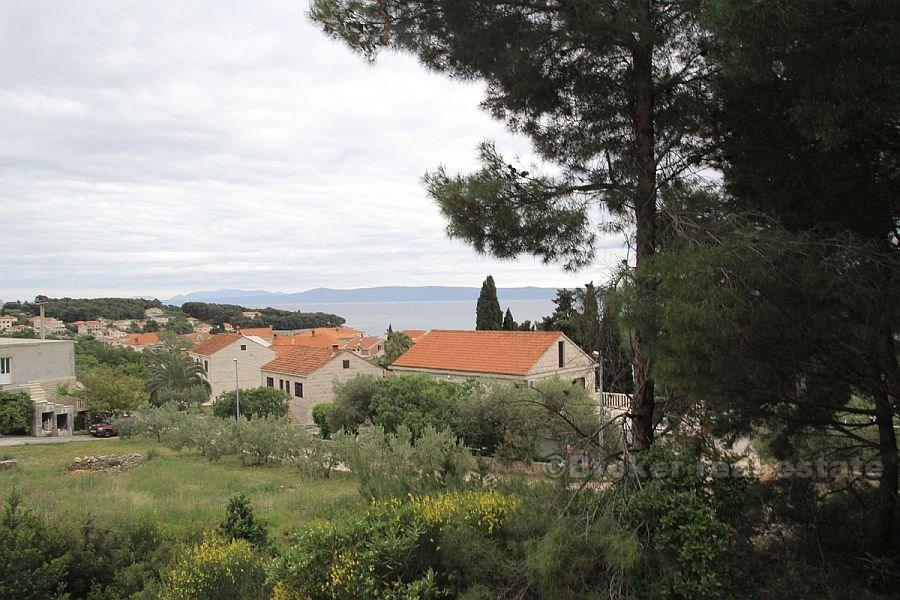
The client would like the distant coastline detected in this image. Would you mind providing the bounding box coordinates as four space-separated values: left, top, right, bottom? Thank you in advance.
165 285 561 307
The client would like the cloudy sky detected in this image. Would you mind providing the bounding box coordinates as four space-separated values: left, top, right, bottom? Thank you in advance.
0 0 626 301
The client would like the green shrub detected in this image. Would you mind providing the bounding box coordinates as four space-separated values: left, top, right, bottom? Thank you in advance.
369 375 471 438
625 443 751 599
337 425 474 500
269 490 518 599
120 403 189 442
219 494 271 553
312 402 333 438
213 387 289 420
158 536 269 600
329 374 381 433
0 491 69 599
153 385 209 411
0 391 33 435
235 416 308 466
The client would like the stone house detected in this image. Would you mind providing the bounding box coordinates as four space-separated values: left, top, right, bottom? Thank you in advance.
0 338 78 436
28 316 67 336
118 332 162 352
260 347 384 425
343 335 385 358
390 330 597 389
0 315 17 331
189 333 276 402
73 320 105 335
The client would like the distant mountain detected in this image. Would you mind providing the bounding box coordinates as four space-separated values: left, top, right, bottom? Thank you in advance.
165 286 561 306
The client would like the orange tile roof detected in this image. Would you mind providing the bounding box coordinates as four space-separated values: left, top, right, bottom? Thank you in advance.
262 346 338 376
291 327 361 340
344 335 383 351
238 326 273 340
272 332 343 349
191 333 242 355
181 332 212 345
123 332 160 346
390 330 562 376
401 329 428 342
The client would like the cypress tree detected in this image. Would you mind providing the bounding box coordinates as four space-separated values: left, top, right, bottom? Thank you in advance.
502 308 516 331
475 276 503 330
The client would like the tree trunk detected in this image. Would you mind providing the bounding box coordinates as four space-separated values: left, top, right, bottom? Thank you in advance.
874 332 900 551
629 0 657 452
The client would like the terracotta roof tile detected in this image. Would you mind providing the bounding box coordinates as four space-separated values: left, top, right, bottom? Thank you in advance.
190 333 242 355
391 329 562 376
238 326 273 340
272 332 343 349
401 329 428 342
262 346 337 376
344 336 383 351
123 332 160 346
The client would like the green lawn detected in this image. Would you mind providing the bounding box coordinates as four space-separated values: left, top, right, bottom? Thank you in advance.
0 437 363 540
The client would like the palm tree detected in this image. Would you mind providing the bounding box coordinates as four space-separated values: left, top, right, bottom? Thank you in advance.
146 350 210 402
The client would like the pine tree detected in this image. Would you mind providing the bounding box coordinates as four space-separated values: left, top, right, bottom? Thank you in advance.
502 308 516 331
475 276 503 331
540 289 579 341
310 1 713 449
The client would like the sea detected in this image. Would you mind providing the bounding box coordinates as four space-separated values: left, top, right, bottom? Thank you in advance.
270 298 556 336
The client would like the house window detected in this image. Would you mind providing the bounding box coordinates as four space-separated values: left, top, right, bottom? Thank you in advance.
279 380 284 390
266 377 274 387
342 360 350 369
0 357 10 374
573 377 586 388
240 344 247 351
294 382 303 398
558 341 564 368
203 360 208 373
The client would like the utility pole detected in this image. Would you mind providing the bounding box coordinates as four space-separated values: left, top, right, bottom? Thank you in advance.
39 303 46 340
233 358 240 421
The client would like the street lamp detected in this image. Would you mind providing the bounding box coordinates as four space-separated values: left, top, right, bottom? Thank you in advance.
233 358 240 421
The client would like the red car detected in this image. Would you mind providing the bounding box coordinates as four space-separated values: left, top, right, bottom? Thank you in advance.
89 422 118 438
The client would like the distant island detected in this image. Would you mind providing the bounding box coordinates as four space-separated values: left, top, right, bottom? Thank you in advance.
165 286 561 306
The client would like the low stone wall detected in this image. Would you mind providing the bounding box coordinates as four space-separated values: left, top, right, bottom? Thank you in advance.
67 454 144 472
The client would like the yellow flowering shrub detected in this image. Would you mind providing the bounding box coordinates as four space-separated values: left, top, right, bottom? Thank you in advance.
408 490 519 534
268 491 519 599
158 536 269 600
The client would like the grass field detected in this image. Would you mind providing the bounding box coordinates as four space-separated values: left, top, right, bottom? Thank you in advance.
0 437 363 540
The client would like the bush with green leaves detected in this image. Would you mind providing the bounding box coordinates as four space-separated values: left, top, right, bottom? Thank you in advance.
370 375 472 438
0 391 33 435
268 490 518 599
120 403 191 442
235 416 309 466
212 386 289 420
624 443 752 599
219 494 271 553
158 536 269 600
328 374 382 433
337 425 474 500
312 402 333 438
152 385 209 410
0 491 69 600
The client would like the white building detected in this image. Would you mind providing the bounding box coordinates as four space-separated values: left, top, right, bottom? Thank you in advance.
188 333 276 402
260 347 384 425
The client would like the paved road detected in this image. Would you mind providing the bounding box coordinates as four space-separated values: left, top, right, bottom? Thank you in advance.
0 435 111 447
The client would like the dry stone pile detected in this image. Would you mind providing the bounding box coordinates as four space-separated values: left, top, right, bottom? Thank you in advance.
68 454 144 472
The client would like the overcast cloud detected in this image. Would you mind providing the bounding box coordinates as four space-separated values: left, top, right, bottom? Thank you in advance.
0 0 626 301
